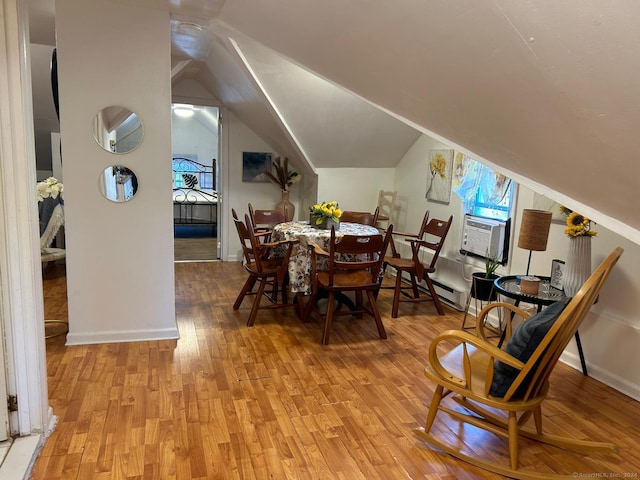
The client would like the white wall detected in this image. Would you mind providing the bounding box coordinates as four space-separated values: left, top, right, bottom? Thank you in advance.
56 0 177 344
393 133 640 401
316 167 395 215
224 111 302 261
171 108 219 169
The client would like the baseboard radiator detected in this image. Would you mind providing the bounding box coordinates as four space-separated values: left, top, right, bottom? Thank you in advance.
393 272 468 312
430 278 468 311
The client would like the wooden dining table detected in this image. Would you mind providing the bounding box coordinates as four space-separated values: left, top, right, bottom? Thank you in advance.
271 221 381 295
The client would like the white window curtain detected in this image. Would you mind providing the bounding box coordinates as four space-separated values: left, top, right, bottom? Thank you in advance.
452 153 512 215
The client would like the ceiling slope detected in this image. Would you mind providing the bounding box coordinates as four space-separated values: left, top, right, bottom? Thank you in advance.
233 38 421 169
215 0 640 243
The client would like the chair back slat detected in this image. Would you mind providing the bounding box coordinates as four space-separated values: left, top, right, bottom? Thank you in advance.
248 203 285 230
340 207 380 226
411 216 453 277
376 190 397 225
325 225 393 285
388 210 430 257
504 247 623 401
232 211 254 265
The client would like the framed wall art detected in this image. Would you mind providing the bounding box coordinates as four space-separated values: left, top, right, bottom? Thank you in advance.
242 152 272 182
426 149 453 204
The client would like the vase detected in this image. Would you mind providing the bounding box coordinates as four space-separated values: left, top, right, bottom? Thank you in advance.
562 236 592 297
309 214 340 230
276 190 295 222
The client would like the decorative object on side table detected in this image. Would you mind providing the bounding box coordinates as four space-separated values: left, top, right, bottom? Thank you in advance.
560 206 596 297
550 259 565 290
309 201 342 230
517 209 552 275
520 275 541 295
263 156 300 221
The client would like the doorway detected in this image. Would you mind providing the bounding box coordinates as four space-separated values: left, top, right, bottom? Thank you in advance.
171 104 220 261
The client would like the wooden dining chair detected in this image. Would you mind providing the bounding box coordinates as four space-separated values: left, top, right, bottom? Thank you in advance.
414 247 623 479
340 207 380 226
376 190 397 228
232 213 301 326
305 224 393 345
248 203 285 240
383 212 453 317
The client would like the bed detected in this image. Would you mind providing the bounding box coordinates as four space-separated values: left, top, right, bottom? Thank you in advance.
172 157 218 235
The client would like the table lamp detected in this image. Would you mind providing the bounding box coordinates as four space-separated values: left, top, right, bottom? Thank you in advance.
518 209 552 275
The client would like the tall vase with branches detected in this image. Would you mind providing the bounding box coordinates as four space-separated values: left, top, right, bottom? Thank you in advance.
263 156 300 221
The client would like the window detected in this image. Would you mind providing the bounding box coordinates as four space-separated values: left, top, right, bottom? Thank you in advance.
453 153 516 221
471 175 514 221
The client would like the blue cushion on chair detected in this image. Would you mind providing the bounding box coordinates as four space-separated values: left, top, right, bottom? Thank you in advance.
489 300 568 398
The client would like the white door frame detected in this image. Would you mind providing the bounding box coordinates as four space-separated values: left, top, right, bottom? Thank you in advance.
171 97 224 259
0 0 52 444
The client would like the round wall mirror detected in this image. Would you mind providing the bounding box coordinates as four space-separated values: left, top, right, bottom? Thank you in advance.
99 165 139 202
92 105 144 154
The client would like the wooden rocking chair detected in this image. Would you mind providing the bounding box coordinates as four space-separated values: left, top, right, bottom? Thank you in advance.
414 247 623 479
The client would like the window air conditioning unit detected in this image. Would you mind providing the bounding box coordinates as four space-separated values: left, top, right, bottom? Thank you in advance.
460 214 510 263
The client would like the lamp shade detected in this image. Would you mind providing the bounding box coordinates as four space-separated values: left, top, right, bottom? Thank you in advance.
518 209 552 252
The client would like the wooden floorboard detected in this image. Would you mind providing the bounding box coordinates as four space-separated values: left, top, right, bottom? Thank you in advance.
32 261 640 479
174 237 217 262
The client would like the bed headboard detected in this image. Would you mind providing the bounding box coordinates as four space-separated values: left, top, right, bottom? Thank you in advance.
172 157 216 191
172 157 218 204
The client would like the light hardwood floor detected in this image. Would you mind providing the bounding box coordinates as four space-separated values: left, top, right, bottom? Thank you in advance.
33 262 640 479
174 237 217 262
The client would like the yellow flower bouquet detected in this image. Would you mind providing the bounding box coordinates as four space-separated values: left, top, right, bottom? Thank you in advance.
309 201 342 229
559 206 597 237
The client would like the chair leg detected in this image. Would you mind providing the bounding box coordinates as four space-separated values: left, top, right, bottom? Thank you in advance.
410 273 420 298
303 290 317 323
322 291 336 345
508 411 519 470
533 406 543 435
295 292 306 321
424 275 445 315
392 271 403 318
367 290 386 339
234 275 257 310
354 291 364 318
247 278 268 327
424 385 444 434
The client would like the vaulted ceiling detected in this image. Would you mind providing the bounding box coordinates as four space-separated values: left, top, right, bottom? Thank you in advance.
27 0 640 244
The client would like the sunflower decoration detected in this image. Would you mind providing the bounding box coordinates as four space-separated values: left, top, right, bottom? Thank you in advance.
560 206 597 237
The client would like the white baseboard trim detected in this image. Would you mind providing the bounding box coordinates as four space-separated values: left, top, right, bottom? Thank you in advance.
66 327 179 346
560 351 640 402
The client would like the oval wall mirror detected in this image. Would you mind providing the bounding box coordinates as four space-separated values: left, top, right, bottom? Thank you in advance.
99 165 139 202
92 105 144 154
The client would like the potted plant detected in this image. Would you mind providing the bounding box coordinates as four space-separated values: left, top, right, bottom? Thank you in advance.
309 201 342 229
470 252 501 301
